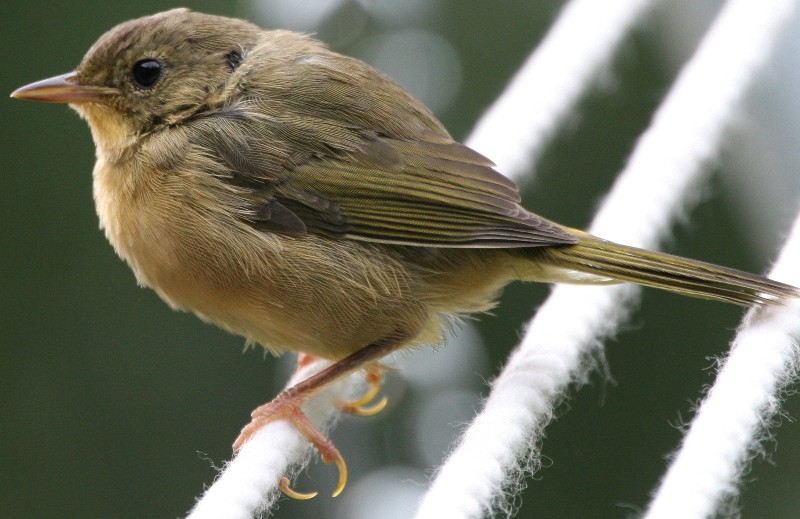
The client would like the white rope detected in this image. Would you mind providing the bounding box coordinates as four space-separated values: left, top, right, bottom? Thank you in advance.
185 358 356 518
466 0 657 182
186 0 797 516
415 0 798 517
185 1 661 516
644 215 800 519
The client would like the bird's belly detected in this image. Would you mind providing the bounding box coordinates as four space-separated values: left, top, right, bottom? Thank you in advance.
92 159 446 358
98 197 427 358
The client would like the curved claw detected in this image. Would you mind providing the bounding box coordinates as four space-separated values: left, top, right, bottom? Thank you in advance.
345 395 389 417
278 476 318 500
344 381 379 408
234 392 350 497
321 449 348 497
232 343 404 500
338 367 388 417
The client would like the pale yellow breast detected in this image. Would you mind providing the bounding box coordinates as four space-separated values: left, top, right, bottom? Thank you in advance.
91 154 437 358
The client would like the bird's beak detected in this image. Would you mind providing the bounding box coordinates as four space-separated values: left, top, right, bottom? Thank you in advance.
10 72 118 104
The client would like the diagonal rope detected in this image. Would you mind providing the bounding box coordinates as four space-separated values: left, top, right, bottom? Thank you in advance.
415 0 799 517
186 359 349 519
644 212 800 518
466 0 657 182
185 1 659 516
187 0 798 517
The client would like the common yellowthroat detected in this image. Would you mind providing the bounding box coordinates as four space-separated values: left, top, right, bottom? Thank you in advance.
12 8 799 498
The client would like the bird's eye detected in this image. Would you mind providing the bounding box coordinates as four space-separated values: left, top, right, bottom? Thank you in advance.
131 59 163 89
226 50 243 71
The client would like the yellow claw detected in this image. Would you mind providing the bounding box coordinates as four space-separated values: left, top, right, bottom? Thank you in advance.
338 367 388 416
340 379 380 408
322 449 348 497
346 395 389 417
278 476 318 500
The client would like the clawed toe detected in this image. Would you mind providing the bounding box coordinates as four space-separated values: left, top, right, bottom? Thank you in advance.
232 388 349 498
232 336 405 500
278 476 317 500
337 366 388 417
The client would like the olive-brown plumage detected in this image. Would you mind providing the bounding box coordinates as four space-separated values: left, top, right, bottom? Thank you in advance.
12 8 799 496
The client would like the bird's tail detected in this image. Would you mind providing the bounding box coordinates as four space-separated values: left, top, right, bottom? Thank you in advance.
540 230 799 306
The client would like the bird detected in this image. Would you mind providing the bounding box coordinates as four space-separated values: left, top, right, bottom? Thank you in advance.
11 8 799 498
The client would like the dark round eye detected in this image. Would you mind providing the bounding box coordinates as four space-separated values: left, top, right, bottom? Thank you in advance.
131 59 162 88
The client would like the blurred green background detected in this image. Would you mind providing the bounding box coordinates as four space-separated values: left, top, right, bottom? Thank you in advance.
3 1 800 518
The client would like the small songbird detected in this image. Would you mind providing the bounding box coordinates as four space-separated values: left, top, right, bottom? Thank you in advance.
11 9 799 498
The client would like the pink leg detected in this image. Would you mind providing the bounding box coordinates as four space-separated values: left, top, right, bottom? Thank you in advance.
232 332 407 497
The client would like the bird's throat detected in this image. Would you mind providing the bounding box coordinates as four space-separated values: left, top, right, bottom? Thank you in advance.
73 102 139 164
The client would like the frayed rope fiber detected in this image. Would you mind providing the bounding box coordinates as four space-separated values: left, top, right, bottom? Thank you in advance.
187 0 798 516
644 212 800 519
415 0 799 517
186 359 352 519
187 0 660 516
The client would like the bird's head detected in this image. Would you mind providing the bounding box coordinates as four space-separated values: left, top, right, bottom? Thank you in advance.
11 8 261 159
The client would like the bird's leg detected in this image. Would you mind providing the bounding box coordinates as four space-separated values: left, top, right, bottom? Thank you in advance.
297 354 388 416
232 332 408 498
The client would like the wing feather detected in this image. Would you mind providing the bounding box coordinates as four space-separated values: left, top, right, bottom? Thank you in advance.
273 135 576 247
184 44 577 249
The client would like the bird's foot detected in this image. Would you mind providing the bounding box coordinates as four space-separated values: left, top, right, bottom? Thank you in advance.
233 385 348 498
233 333 407 499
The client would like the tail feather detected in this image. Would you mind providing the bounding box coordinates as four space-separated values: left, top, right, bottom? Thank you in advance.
542 235 799 306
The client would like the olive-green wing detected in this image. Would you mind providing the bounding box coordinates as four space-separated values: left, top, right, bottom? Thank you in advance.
268 132 576 248
193 100 575 248
176 37 576 248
